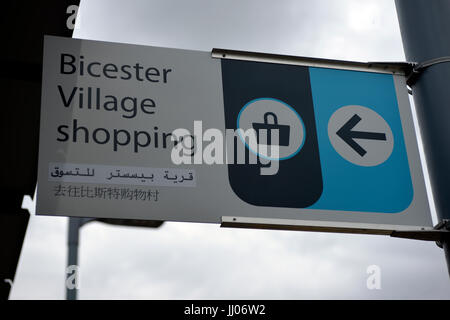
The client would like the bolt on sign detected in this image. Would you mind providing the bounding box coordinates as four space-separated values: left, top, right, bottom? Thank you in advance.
37 36 432 234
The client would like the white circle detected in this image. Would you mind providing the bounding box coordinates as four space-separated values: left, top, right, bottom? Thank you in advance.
237 98 305 160
328 105 394 166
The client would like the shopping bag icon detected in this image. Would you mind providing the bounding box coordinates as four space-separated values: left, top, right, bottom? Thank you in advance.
252 112 290 146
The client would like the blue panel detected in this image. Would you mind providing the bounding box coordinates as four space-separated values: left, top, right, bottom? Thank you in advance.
308 67 413 213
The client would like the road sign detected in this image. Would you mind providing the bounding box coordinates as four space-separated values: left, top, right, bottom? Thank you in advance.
37 36 432 234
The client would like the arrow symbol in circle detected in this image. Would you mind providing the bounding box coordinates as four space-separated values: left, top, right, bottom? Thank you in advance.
336 114 387 157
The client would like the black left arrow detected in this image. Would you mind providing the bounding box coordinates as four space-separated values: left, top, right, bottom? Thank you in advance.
336 114 387 157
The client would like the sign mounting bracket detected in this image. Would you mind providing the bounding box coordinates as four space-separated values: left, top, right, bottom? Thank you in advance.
221 216 450 242
212 48 414 75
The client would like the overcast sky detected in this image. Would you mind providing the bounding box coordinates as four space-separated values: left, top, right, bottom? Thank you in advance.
10 0 450 299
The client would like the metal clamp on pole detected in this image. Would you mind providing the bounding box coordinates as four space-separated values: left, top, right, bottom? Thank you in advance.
435 219 450 248
406 56 450 87
390 220 450 242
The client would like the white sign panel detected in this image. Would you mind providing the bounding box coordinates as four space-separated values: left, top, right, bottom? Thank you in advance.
37 36 432 233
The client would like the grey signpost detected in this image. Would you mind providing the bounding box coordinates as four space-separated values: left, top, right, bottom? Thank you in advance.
66 218 84 300
395 0 450 275
66 218 163 300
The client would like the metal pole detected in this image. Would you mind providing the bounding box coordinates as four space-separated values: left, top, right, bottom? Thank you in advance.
66 217 81 300
395 0 450 276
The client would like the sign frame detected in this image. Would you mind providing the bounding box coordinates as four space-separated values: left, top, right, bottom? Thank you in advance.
36 36 434 234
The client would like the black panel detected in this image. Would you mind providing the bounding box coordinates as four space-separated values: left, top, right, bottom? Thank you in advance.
221 59 323 208
0 1 78 300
